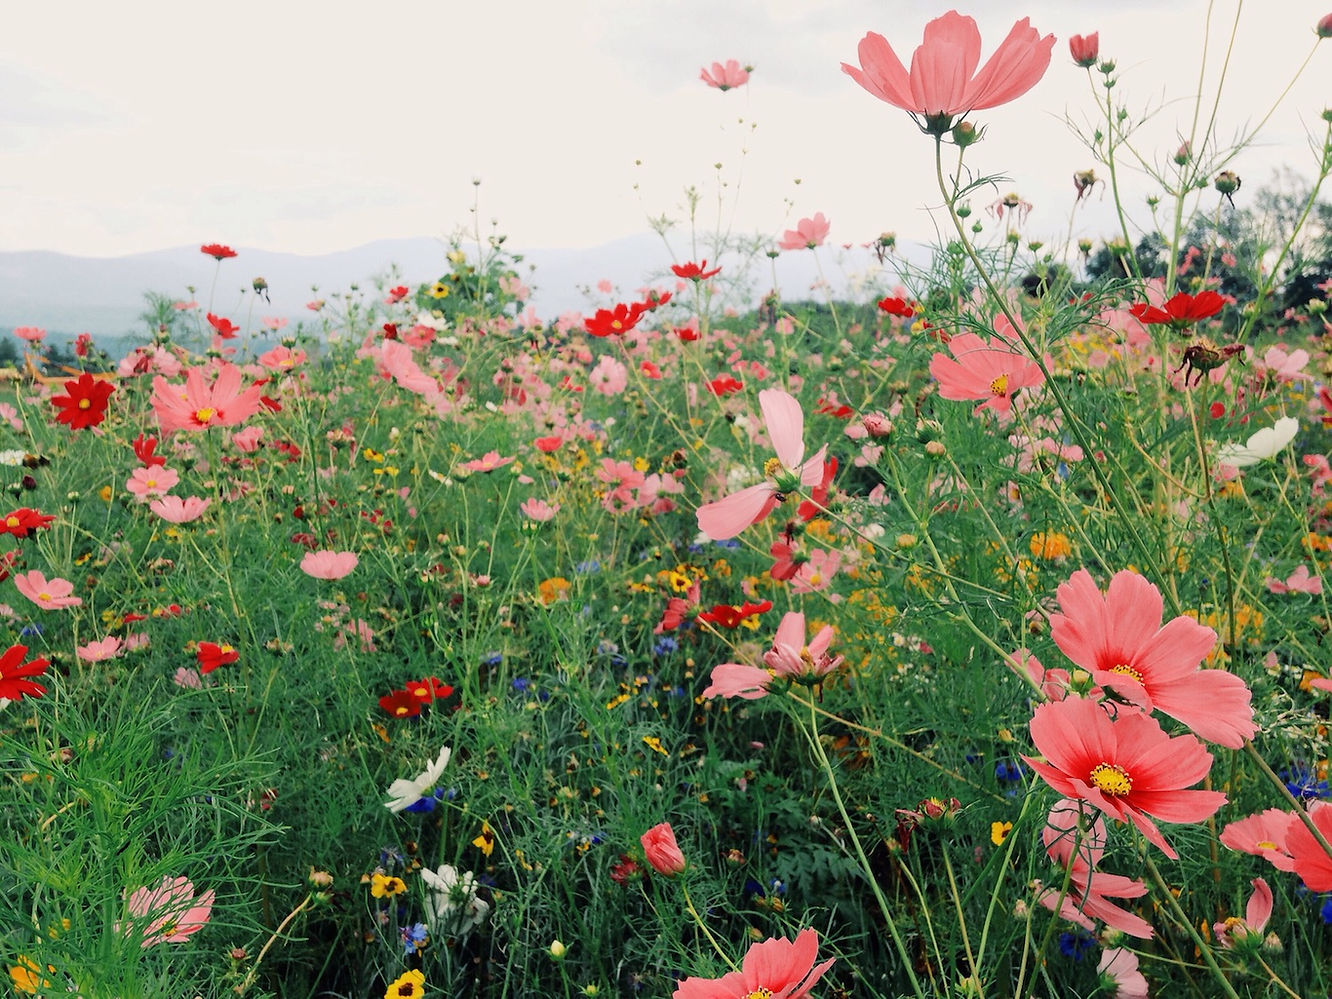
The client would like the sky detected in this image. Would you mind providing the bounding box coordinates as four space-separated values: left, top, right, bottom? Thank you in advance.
3 1 1329 262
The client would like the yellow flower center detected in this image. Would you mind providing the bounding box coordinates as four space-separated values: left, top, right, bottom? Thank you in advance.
1089 762 1132 796
989 373 1010 396
1110 663 1144 683
5 517 17 528
1256 839 1277 850
78 399 92 409
763 456 784 478
194 407 216 424
38 592 51 602
744 991 774 999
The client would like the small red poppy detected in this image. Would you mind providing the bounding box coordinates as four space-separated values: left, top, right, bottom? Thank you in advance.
670 260 721 281
197 641 240 674
200 243 237 260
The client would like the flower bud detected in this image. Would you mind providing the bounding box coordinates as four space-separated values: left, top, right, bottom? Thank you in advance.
1317 13 1332 38
1068 32 1099 68
1214 171 1241 195
640 822 686 876
1174 141 1192 165
951 121 980 147
549 940 568 961
862 413 894 438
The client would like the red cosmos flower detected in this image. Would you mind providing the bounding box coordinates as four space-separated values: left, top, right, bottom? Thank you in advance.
385 285 410 304
671 260 722 281
74 332 94 358
200 243 237 260
674 322 701 342
206 313 240 339
1023 697 1227 859
707 375 744 397
51 373 115 430
0 508 55 538
379 688 422 718
696 600 773 629
769 535 808 581
381 323 399 340
585 301 650 338
406 677 454 702
1069 32 1099 68
196 641 239 674
1129 290 1225 329
0 643 50 701
796 456 838 521
877 296 916 318
533 436 564 453
814 398 853 419
132 433 167 467
654 580 701 634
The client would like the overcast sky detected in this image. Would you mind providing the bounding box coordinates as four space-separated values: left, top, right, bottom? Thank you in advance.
4 1 1329 260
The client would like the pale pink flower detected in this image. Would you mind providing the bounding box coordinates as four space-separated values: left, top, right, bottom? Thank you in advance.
77 636 123 663
696 389 828 540
520 498 560 522
777 213 830 251
173 666 203 689
929 328 1045 416
150 362 265 435
590 355 628 396
790 548 844 597
120 875 214 948
125 465 180 501
1098 948 1149 998
764 611 844 680
1219 809 1299 872
14 326 45 343
702 661 774 700
300 550 358 580
0 403 22 431
231 426 264 452
258 345 306 371
1213 877 1273 949
149 496 210 524
700 59 750 90
842 11 1055 133
1050 568 1255 748
1265 564 1322 595
1258 345 1310 382
14 570 82 610
459 451 515 474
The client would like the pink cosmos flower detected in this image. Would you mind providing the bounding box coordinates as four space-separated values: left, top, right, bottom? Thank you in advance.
1265 564 1322 595
929 328 1045 416
77 636 123 663
14 571 82 610
764 611 844 681
1213 877 1273 949
1023 696 1227 859
1037 798 1153 939
1049 568 1255 748
696 389 828 540
1283 801 1332 891
842 11 1055 134
231 426 264 453
520 498 560 522
640 822 686 876
1068 32 1099 69
673 928 834 999
150 362 265 435
149 496 210 524
1219 809 1299 872
120 875 214 948
125 465 180 501
459 451 515 474
14 326 46 343
590 355 628 396
777 213 830 251
1098 948 1148 998
300 550 358 580
258 345 307 371
700 59 750 90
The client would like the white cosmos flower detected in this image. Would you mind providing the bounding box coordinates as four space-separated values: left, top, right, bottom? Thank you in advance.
1216 416 1299 468
421 863 490 935
384 744 451 813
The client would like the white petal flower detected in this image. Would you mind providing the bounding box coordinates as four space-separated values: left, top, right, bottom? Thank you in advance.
421 863 490 935
1216 416 1299 468
383 744 451 813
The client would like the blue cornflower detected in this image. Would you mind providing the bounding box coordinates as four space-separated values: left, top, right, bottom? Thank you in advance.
401 922 429 955
1058 929 1095 961
1281 765 1329 801
653 636 679 657
576 560 601 573
481 651 503 667
994 760 1026 784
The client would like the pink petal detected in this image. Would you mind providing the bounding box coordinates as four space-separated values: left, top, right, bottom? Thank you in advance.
759 389 806 469
697 483 779 540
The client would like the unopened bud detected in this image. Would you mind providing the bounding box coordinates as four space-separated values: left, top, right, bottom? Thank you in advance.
951 121 980 147
1215 171 1241 195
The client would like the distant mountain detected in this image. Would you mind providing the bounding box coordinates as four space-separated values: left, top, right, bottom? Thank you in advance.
0 234 929 344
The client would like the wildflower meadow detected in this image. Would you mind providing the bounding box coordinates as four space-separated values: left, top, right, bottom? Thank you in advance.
9 8 1332 999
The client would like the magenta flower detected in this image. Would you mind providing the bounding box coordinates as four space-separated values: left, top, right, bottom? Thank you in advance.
14 570 82 610
300 550 358 580
928 328 1045 415
842 11 1055 134
119 875 214 948
777 213 830 251
1023 697 1226 859
696 389 827 540
1049 568 1255 748
149 496 211 524
700 59 750 90
673 928 834 999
